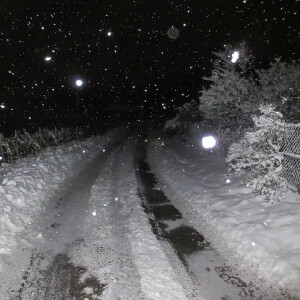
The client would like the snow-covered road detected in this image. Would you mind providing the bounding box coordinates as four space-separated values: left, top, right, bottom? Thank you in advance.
0 132 289 300
5 139 190 300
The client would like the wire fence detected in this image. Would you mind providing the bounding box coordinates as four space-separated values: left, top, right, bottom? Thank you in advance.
280 124 300 193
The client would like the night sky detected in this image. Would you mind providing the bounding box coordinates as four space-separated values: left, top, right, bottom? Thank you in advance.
0 0 299 133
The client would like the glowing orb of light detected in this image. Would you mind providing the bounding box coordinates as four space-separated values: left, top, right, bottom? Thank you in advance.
201 136 217 149
231 51 239 63
107 31 112 37
44 56 52 61
167 27 180 39
75 79 83 87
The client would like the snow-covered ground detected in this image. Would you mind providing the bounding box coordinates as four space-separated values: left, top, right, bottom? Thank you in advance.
148 138 300 299
2 128 299 299
75 143 189 300
0 133 192 299
0 128 125 293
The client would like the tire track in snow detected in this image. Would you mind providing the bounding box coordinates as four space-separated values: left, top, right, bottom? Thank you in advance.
135 143 259 300
76 141 189 300
10 138 123 300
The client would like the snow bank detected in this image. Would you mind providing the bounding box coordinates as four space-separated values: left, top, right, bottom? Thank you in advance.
0 130 119 267
148 140 300 298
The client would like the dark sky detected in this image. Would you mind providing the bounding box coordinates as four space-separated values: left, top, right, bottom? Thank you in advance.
0 0 299 132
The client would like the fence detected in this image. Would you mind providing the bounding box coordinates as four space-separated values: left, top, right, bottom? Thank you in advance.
280 124 300 192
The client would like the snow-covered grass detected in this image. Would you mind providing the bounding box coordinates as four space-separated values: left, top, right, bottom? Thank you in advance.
0 128 121 270
148 139 300 299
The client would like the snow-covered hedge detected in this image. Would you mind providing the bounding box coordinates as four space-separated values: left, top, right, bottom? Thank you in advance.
164 100 202 138
227 105 287 202
0 127 84 164
199 43 259 130
258 58 300 122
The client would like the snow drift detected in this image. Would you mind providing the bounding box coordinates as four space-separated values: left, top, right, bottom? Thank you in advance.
0 129 122 269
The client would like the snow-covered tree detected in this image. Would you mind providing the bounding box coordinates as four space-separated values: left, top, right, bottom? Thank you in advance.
226 104 286 202
164 100 202 137
258 58 300 122
199 44 259 130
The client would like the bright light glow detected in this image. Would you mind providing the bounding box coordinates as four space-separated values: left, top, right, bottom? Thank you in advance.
107 31 112 36
0 104 5 109
226 178 231 184
231 51 239 63
45 56 52 61
92 211 97 216
75 79 83 87
167 27 180 39
202 136 217 149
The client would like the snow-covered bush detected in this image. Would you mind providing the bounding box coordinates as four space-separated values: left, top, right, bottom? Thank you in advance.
210 125 247 154
164 100 202 139
0 127 85 164
258 58 300 122
199 44 259 130
227 105 286 202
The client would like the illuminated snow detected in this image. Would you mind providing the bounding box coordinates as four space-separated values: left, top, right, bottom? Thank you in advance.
231 51 239 63
202 136 217 149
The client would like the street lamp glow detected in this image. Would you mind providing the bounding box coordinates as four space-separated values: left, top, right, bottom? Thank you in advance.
45 56 52 61
75 79 83 87
231 51 239 63
202 136 217 149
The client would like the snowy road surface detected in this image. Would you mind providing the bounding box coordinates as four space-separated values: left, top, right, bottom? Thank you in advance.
0 132 288 299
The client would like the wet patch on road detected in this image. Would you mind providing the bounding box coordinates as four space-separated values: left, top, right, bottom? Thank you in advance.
47 253 105 299
15 249 45 299
22 252 106 300
136 158 208 268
